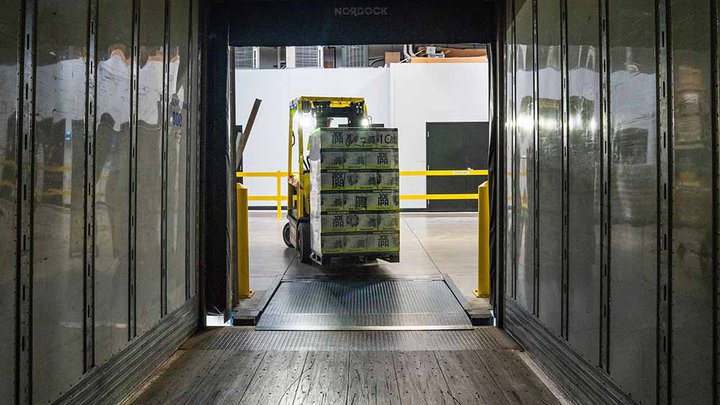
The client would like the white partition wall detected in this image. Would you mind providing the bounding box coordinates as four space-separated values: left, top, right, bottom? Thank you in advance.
236 68 391 206
236 62 489 208
389 62 489 208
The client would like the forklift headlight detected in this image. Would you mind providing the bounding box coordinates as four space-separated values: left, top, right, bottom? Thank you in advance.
360 117 371 127
299 113 317 131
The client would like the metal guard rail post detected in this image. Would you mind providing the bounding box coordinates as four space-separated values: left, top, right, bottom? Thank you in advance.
236 183 253 299
475 181 490 298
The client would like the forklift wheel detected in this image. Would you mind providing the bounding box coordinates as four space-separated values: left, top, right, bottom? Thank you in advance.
298 222 311 263
282 222 293 248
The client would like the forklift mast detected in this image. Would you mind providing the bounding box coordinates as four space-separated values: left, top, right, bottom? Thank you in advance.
287 96 369 217
284 96 370 261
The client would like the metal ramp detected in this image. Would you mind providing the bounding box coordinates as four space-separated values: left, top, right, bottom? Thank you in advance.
255 276 473 331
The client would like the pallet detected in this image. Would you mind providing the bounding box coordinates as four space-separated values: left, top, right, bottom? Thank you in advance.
310 252 400 266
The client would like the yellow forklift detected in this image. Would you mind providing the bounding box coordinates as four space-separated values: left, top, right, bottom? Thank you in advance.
282 96 371 262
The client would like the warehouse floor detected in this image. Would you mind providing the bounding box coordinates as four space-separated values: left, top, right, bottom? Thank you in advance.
244 211 489 313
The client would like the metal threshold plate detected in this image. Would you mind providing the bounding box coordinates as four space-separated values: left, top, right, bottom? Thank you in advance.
255 278 472 331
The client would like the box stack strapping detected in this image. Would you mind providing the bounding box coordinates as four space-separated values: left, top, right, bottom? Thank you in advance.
309 127 400 260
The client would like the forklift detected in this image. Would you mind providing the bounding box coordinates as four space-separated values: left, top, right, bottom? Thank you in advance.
282 96 371 263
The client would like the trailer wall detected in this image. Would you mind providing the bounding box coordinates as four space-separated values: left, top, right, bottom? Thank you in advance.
501 0 718 403
0 0 202 403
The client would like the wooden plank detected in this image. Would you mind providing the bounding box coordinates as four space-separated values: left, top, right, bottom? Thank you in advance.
392 351 454 404
409 56 487 63
435 350 509 404
293 351 350 404
186 351 265 403
477 351 560 405
430 47 488 57
131 349 223 404
239 351 308 404
347 351 401 405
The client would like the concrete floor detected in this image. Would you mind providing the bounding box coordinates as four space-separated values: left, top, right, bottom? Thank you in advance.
245 211 489 312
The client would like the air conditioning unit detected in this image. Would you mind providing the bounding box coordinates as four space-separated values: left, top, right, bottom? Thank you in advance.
286 46 324 68
234 47 260 69
342 45 368 67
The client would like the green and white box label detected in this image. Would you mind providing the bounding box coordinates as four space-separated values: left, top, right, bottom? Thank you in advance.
321 235 347 254
367 233 400 252
320 193 348 211
365 150 399 169
322 213 378 232
377 213 400 231
375 171 400 190
321 172 377 191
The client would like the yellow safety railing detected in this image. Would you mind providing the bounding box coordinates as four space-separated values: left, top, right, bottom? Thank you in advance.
236 170 491 301
236 183 253 299
236 169 489 220
237 171 292 220
475 181 490 298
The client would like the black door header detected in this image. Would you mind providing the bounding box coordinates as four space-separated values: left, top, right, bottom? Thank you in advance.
211 0 497 46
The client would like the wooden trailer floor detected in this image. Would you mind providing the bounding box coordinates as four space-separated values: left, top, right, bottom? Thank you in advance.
129 327 561 404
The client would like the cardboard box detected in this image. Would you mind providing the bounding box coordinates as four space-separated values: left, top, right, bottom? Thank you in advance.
344 234 370 253
321 213 378 233
309 128 400 258
320 152 347 169
319 233 399 255
320 150 398 170
343 191 400 211
366 232 401 252
385 51 401 65
320 171 377 191
409 56 487 63
365 191 400 211
344 151 368 169
365 150 399 169
320 193 348 211
319 128 399 149
377 213 400 231
320 235 347 254
375 171 400 190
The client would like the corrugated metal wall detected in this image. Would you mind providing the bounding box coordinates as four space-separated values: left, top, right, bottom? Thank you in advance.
0 0 20 401
0 0 201 403
502 0 718 403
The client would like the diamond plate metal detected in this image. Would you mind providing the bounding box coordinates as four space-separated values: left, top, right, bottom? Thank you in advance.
255 279 472 331
197 328 517 352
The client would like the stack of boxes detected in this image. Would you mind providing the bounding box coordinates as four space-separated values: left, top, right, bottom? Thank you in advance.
309 127 400 261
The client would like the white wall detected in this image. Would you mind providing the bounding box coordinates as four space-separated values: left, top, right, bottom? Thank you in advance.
236 68 390 206
390 62 489 208
236 63 488 208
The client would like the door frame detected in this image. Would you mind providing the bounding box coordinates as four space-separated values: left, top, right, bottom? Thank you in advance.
198 0 506 325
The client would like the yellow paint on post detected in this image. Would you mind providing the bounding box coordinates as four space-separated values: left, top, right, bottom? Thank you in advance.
276 172 283 220
399 169 489 177
236 183 254 299
475 182 490 298
400 194 479 201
